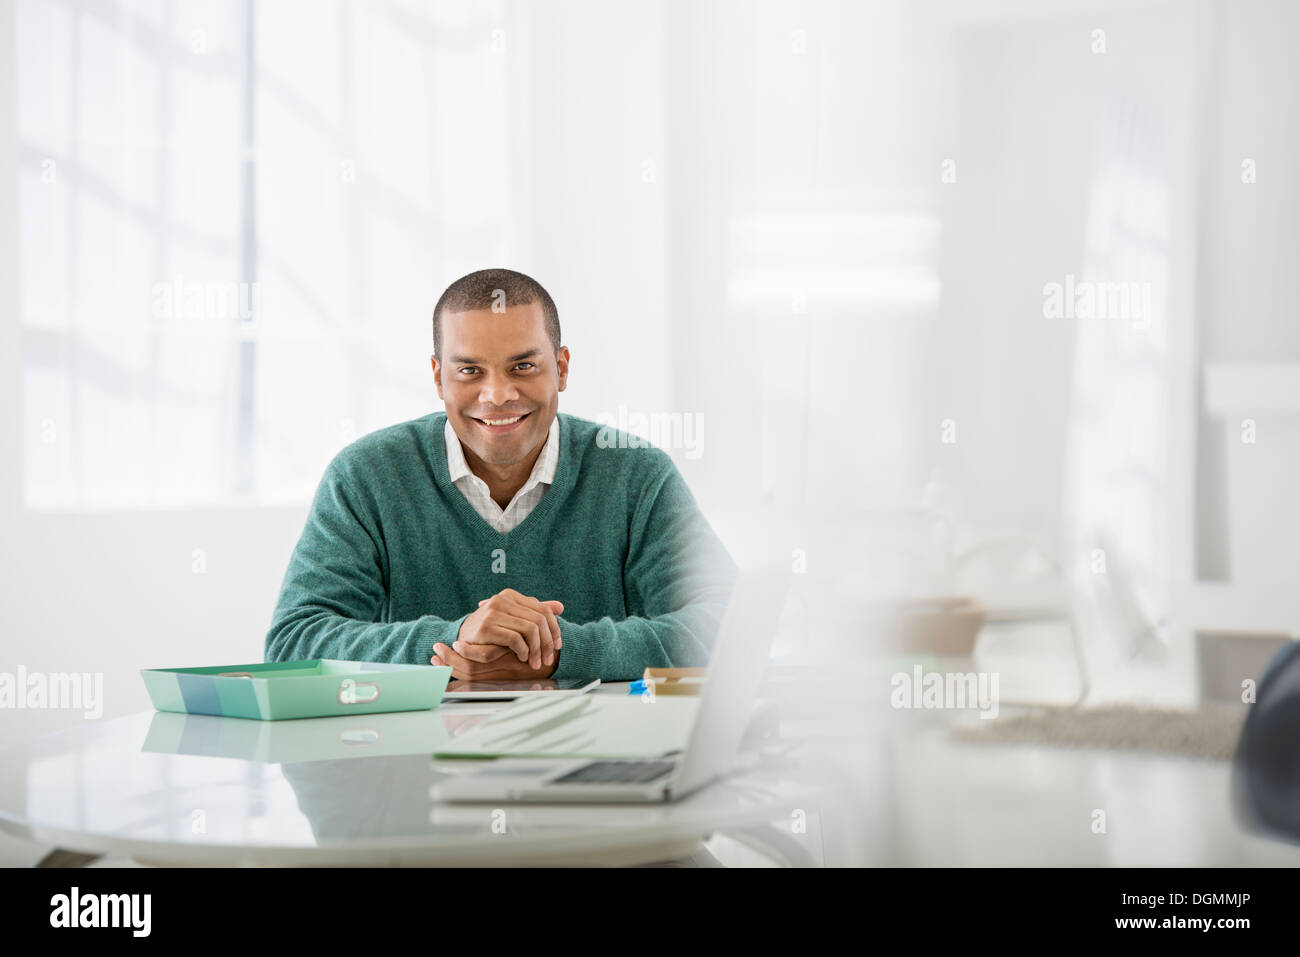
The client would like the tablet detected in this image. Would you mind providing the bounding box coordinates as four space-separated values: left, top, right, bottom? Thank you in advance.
441 677 601 701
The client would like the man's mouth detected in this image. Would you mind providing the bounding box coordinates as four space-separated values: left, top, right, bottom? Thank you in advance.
471 411 531 433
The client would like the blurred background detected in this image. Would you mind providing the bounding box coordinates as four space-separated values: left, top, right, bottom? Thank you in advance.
2 0 1298 835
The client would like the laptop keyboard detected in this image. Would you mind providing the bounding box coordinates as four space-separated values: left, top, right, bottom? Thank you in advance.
552 760 676 785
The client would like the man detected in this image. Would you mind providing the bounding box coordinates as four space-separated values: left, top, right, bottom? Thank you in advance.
265 268 737 682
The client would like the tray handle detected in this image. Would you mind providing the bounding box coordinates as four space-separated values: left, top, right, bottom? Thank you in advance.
338 678 381 705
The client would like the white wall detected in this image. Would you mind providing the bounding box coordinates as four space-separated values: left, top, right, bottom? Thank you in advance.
1196 0 1300 586
5 0 1300 750
0 0 674 746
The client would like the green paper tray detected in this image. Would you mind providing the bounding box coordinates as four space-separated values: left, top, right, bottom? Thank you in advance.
140 659 452 721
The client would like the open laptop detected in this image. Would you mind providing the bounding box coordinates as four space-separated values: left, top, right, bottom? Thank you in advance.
430 560 790 803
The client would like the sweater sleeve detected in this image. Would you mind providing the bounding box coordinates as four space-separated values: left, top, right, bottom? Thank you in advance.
264 452 468 665
550 457 738 682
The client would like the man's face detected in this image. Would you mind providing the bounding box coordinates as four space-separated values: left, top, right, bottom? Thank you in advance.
432 301 569 468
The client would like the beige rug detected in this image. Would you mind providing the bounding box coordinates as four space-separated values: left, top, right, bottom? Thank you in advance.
950 704 1248 760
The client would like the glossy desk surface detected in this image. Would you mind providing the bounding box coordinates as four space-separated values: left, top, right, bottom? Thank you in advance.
0 682 811 866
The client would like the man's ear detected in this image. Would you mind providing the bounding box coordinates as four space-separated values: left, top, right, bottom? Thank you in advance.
431 355 444 399
555 346 570 392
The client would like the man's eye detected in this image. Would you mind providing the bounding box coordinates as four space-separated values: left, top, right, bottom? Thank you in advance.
459 367 479 375
515 363 535 371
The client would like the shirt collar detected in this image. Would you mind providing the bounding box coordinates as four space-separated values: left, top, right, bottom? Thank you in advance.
445 413 560 490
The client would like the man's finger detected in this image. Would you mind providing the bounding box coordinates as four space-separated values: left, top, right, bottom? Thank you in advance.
485 592 563 651
466 621 530 661
493 603 547 668
481 593 543 663
453 639 512 664
480 613 544 662
525 597 562 656
536 599 563 653
433 643 483 681
482 591 563 663
436 643 533 682
501 596 557 666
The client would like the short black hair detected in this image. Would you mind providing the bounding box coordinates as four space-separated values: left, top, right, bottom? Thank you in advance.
432 268 561 358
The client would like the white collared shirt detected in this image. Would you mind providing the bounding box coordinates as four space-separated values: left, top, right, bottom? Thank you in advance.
444 415 560 534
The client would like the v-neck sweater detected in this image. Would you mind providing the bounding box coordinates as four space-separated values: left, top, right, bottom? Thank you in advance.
264 411 738 681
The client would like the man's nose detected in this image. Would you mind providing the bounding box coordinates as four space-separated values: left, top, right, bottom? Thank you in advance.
478 371 520 406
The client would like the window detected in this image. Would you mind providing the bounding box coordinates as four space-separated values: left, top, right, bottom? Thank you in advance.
18 0 513 508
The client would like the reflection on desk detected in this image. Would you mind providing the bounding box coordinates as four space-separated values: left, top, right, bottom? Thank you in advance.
141 708 488 764
0 704 814 866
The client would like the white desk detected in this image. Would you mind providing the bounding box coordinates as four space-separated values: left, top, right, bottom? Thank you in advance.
747 654 1300 867
7 661 1298 867
0 681 817 867
847 717 1300 866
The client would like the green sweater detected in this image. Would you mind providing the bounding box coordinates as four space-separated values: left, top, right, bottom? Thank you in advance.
265 411 737 682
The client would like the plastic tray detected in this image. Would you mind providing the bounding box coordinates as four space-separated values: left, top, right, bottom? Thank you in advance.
140 659 452 721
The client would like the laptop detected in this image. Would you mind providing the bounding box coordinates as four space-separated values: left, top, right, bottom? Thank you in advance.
430 560 790 803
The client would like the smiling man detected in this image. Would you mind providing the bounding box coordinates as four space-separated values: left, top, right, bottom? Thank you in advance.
265 268 738 683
